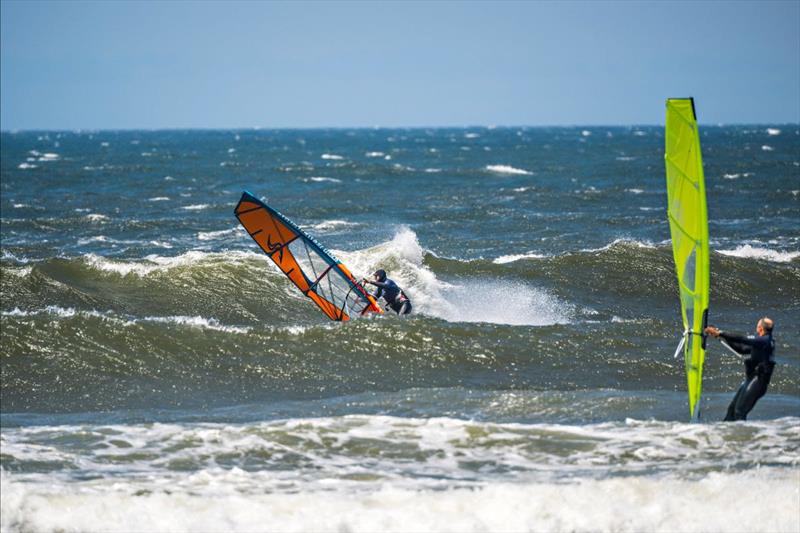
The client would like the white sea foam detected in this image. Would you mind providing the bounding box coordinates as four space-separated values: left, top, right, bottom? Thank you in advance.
17 163 38 169
718 245 799 263
148 197 170 201
1 470 797 533
485 165 533 176
581 130 592 137
182 204 210 210
321 153 344 160
37 153 60 161
464 132 480 139
85 214 108 222
1 417 797 533
762 145 775 151
307 177 342 183
365 151 385 158
767 128 781 136
625 188 644 194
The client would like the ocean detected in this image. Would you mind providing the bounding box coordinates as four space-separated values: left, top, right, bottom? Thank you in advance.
1 126 798 532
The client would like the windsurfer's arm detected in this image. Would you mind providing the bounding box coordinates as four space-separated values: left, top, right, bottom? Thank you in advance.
707 327 754 355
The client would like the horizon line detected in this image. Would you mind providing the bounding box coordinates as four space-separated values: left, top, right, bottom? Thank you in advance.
3 122 799 134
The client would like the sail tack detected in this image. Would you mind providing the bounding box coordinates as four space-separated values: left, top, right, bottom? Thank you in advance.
664 98 710 420
234 191 382 321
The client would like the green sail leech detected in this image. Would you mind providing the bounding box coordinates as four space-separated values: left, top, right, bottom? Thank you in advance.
664 98 711 421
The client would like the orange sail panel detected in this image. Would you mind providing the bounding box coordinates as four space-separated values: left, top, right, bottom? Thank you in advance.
234 191 383 321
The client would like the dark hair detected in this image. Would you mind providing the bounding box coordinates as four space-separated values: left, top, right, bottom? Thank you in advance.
373 269 386 282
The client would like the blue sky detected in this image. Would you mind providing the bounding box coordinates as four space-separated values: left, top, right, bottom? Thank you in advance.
1 0 798 129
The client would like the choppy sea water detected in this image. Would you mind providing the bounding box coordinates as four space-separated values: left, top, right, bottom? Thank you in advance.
1 127 799 532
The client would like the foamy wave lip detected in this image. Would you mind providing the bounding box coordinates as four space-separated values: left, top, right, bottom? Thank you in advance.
723 172 754 180
86 214 108 222
77 236 109 245
718 245 799 263
308 220 358 232
581 238 657 253
1 306 110 320
305 177 342 183
198 228 240 241
493 252 548 264
141 315 250 334
182 204 210 210
82 250 268 277
321 154 344 160
485 164 533 176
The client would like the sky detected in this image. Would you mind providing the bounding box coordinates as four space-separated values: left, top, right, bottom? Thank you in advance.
1 0 798 130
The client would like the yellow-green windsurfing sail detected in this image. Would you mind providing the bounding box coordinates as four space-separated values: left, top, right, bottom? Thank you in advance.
664 98 710 421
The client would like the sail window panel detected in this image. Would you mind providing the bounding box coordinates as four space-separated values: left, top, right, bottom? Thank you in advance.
288 240 330 283
682 246 697 294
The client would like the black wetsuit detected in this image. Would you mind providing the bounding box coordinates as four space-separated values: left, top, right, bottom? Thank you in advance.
372 278 412 315
719 331 775 421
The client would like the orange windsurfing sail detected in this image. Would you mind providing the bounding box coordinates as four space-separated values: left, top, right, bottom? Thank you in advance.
234 191 383 321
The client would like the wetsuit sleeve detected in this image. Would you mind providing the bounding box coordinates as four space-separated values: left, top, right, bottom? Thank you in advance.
373 286 383 299
719 332 763 355
370 281 391 289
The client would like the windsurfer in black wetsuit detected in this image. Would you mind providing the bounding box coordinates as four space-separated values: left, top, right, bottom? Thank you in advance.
363 269 412 315
704 317 776 421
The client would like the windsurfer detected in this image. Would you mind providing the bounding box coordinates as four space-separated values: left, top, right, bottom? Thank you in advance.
704 317 776 421
363 270 412 315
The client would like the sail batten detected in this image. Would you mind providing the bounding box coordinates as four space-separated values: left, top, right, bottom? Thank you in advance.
234 191 383 321
665 98 711 421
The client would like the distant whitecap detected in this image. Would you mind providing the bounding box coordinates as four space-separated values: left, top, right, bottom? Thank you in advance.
486 164 533 176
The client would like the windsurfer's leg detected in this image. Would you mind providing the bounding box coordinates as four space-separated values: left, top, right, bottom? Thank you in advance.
734 376 769 421
398 301 412 316
724 381 747 421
